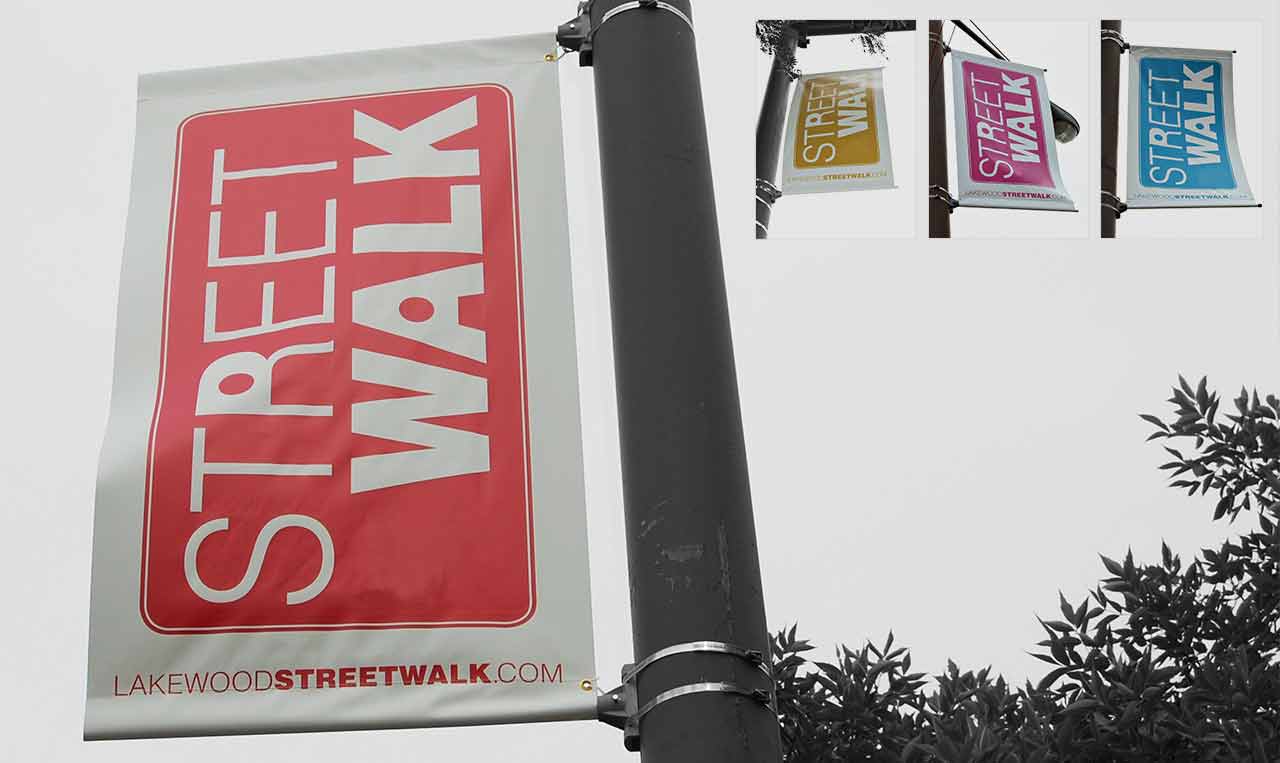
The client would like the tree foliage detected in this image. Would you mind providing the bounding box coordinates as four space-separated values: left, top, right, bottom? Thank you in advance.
755 21 801 79
773 378 1280 761
755 21 913 79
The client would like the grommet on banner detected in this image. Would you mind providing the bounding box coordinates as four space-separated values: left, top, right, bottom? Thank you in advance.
1100 29 1130 51
595 640 774 752
929 184 958 212
1101 190 1127 217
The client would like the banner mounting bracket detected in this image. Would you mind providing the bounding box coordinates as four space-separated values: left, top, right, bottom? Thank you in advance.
929 185 959 212
1101 190 1127 217
556 2 595 65
928 30 951 55
1100 29 1129 52
596 663 640 750
756 178 782 208
557 0 694 67
595 641 774 752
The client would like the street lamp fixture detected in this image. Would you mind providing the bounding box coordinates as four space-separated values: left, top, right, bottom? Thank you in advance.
1051 103 1081 143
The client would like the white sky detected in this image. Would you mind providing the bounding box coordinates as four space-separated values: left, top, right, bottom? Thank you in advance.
2 1 1277 761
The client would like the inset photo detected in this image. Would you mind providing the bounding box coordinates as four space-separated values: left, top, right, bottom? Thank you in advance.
927 20 1090 239
755 20 917 240
1100 20 1263 239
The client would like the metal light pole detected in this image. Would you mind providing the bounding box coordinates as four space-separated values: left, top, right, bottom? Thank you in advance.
560 2 780 761
1101 20 1123 238
928 20 951 238
755 24 797 239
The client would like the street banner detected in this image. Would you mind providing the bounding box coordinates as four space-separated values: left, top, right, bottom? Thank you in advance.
1126 46 1255 208
86 34 597 739
780 67 894 194
950 51 1075 211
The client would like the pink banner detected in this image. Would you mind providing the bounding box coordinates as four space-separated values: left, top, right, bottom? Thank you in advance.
960 59 1052 187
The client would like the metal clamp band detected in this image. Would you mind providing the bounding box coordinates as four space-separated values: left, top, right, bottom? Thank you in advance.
929 184 959 210
1100 30 1129 50
557 0 692 66
927 32 951 53
623 640 769 685
596 1 693 39
597 640 775 749
636 681 772 721
1100 190 1127 216
756 178 782 207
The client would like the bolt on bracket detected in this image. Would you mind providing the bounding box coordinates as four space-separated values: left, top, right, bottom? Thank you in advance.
595 641 774 752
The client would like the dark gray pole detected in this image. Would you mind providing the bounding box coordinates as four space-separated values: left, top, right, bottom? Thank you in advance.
585 1 780 761
928 20 951 238
1101 20 1123 238
755 24 797 239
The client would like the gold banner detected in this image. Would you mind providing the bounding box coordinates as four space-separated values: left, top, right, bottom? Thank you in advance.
793 71 880 168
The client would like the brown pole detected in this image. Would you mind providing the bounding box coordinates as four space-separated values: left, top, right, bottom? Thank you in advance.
928 20 951 238
1101 20 1123 238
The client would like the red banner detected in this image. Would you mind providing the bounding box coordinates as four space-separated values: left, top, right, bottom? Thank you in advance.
143 86 536 631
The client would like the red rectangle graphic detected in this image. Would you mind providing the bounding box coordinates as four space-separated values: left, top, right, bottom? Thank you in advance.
142 85 533 632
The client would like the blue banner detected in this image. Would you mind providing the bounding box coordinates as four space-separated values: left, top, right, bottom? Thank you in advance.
1137 57 1233 189
1126 46 1255 208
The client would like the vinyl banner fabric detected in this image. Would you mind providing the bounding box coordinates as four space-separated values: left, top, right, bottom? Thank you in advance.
1126 46 1255 208
86 33 597 740
780 67 894 194
951 51 1075 212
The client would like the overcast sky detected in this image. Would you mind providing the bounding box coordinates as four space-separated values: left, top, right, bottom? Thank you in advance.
2 1 1277 761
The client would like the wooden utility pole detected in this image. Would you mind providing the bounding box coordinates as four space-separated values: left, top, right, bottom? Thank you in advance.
928 20 951 238
1101 20 1124 238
